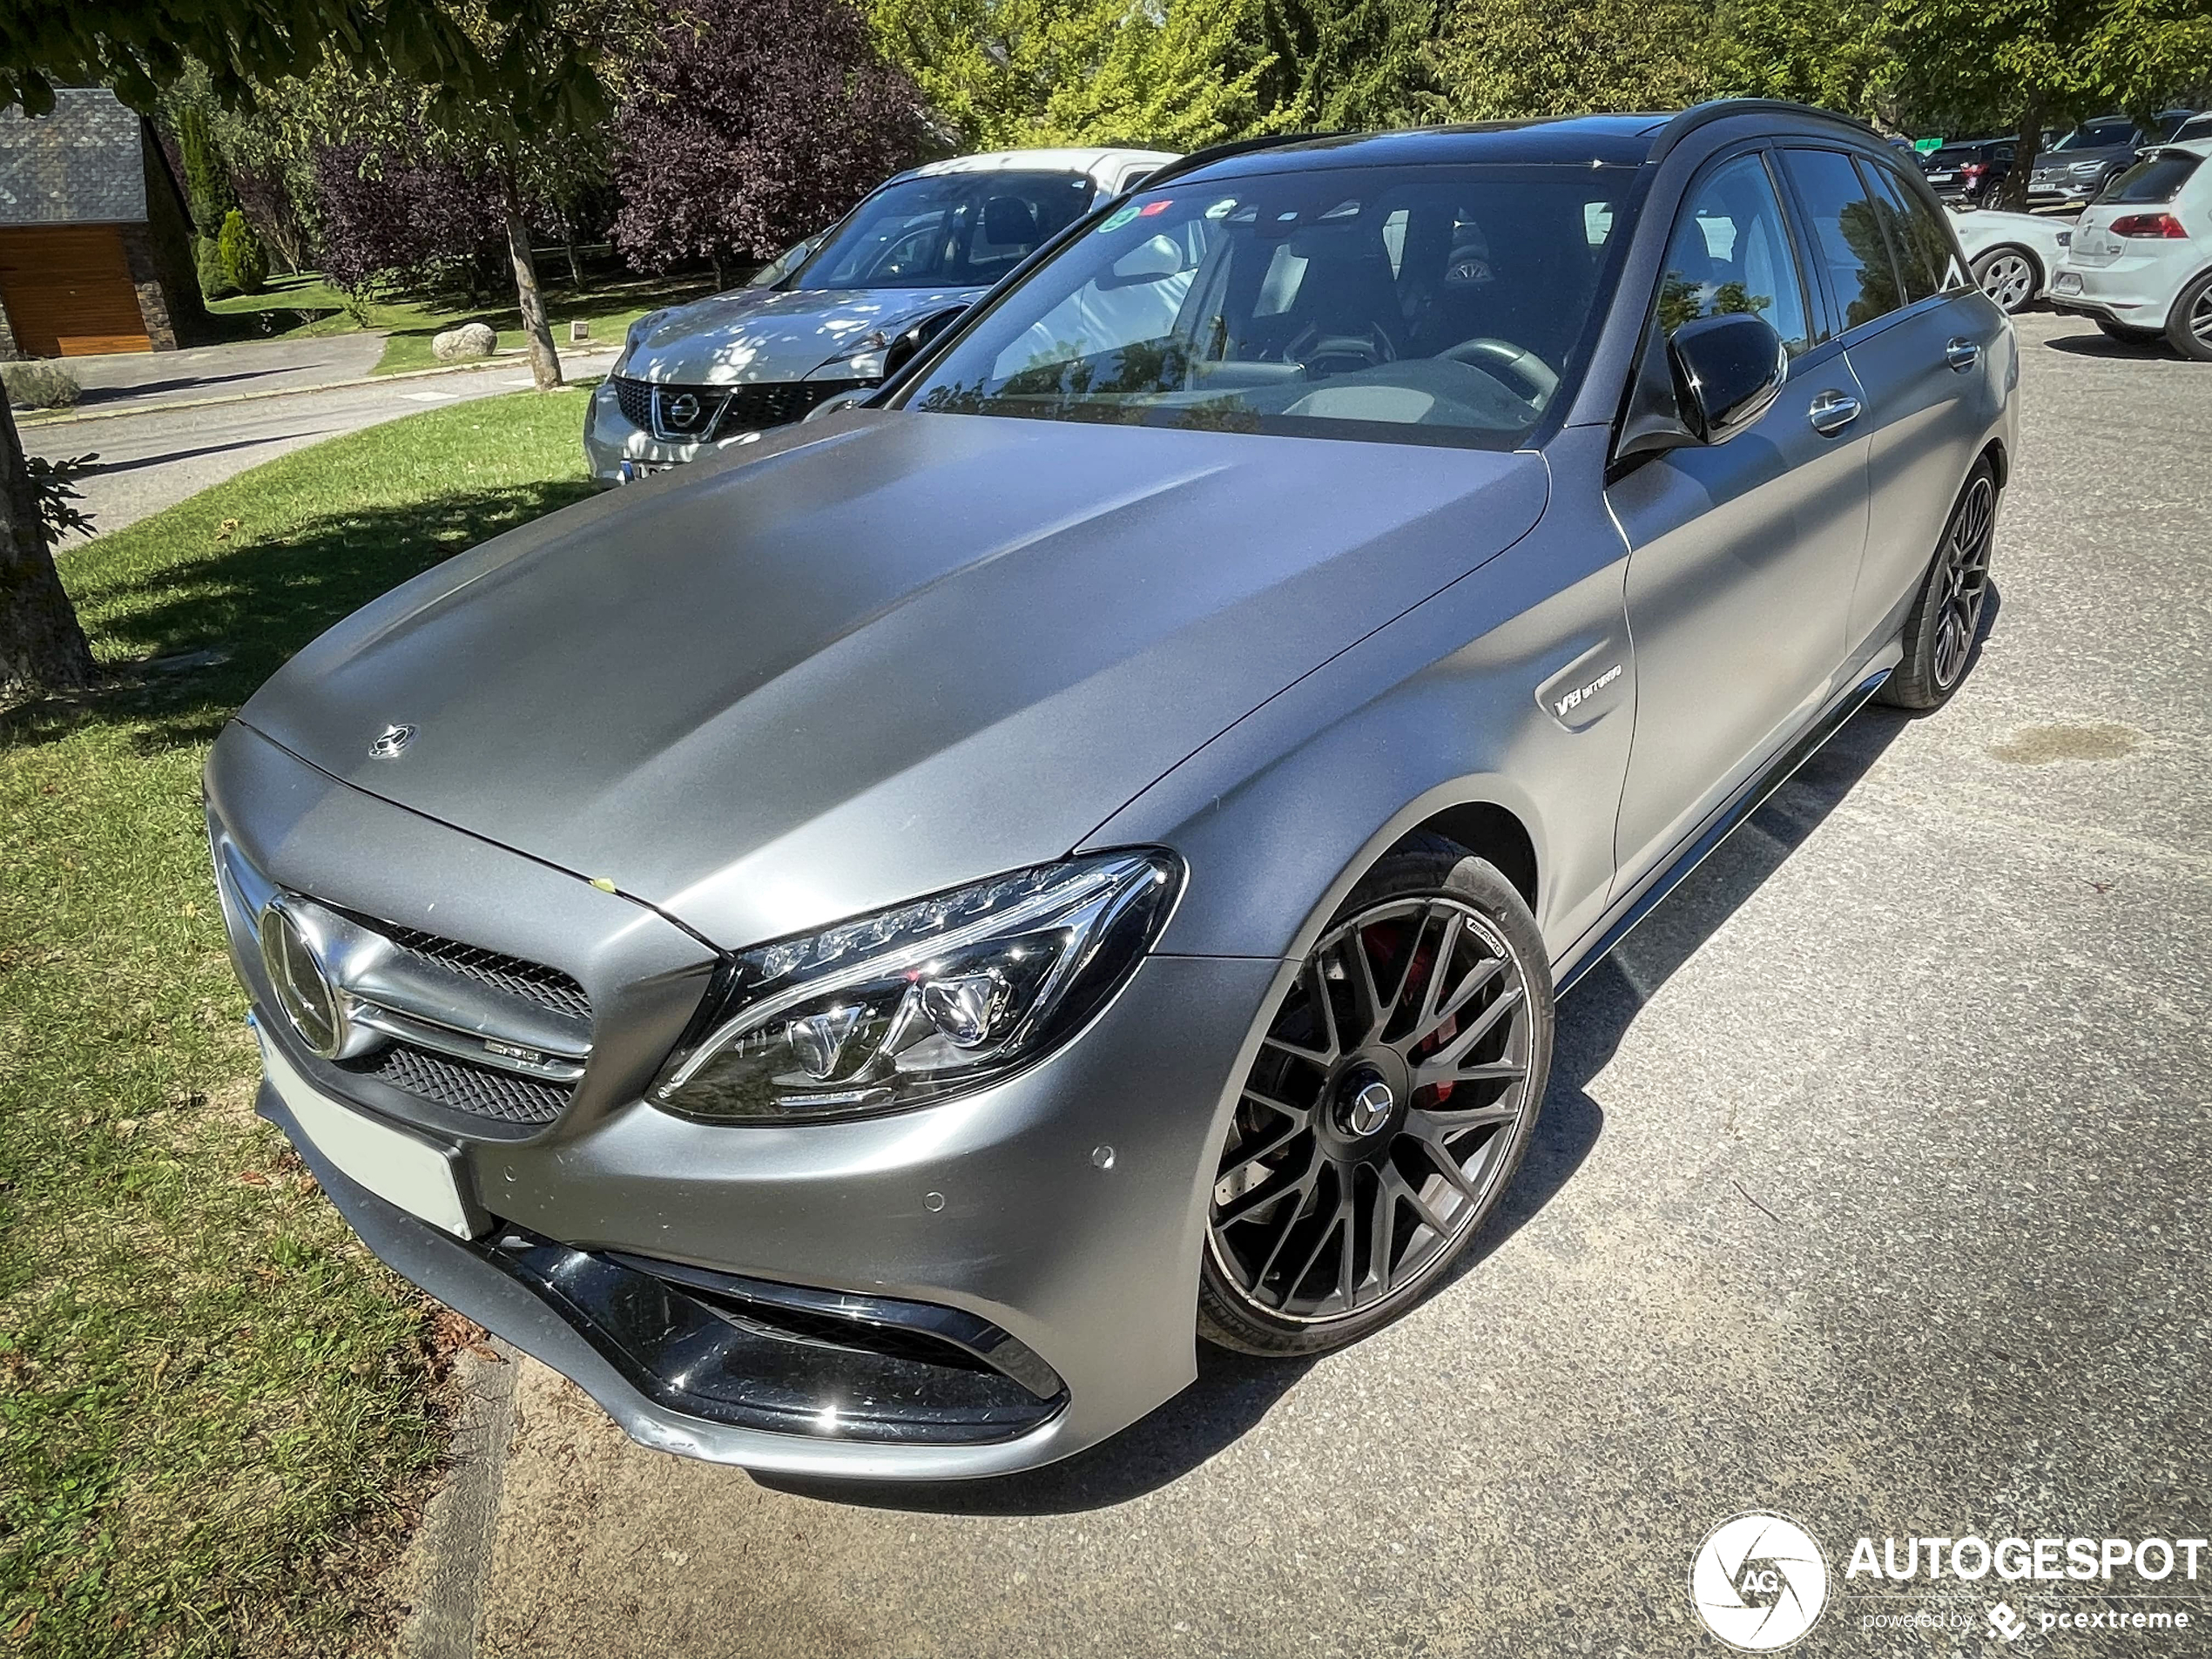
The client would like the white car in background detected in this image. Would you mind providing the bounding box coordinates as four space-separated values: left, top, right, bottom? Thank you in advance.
1947 205 2071 314
2053 139 2212 359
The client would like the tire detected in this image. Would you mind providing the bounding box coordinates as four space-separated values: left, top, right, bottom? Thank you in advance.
2097 318 2163 345
1880 458 1999 712
2167 269 2212 362
1197 835 1554 1357
1972 247 2040 314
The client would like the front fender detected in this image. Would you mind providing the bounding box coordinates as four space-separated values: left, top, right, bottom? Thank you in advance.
1087 430 1635 968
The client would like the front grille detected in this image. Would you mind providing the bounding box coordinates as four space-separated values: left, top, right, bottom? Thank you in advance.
378 924 592 1022
610 375 869 443
347 1043 568 1126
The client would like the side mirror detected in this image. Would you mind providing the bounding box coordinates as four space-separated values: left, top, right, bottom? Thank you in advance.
883 305 969 378
1618 312 1789 464
1670 312 1789 443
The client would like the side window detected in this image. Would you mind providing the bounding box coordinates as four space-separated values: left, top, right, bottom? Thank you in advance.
1656 152 1811 356
1780 148 1904 333
1862 161 1958 302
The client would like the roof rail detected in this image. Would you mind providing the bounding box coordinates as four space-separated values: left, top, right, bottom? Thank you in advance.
1648 99 1883 164
1133 131 1341 191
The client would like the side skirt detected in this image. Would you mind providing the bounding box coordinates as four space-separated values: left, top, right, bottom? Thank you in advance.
1554 660 1896 995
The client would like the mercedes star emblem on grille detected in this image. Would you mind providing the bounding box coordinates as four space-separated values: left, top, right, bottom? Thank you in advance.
369 722 416 758
259 899 351 1059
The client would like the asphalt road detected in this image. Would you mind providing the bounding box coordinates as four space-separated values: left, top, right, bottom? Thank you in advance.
22 348 610 537
423 312 2205 1657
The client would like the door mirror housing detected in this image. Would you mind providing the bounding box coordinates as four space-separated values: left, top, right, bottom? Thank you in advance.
1616 312 1789 465
1669 313 1790 443
883 305 969 378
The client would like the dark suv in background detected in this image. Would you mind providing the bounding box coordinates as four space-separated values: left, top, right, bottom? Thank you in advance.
2030 111 2197 210
1920 140 2014 206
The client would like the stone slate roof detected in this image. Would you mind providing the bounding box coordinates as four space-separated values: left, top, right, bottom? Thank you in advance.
0 89 149 228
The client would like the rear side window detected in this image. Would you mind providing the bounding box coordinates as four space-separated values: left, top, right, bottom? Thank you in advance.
1780 148 1903 334
1863 161 1957 303
1656 152 1811 355
2100 152 2202 205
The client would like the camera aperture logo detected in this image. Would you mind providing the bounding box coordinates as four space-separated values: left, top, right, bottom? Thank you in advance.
1691 1513 1831 1650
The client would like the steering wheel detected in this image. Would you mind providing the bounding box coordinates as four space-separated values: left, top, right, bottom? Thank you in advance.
1440 336 1560 407
1287 323 1396 378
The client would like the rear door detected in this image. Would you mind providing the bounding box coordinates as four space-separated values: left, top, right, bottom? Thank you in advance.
1778 147 1999 653
1607 147 1871 883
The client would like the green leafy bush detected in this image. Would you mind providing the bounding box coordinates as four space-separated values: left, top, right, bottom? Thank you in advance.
195 233 236 300
218 209 269 294
1 360 81 410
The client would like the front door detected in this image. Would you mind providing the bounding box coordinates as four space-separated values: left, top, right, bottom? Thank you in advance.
1606 149 1871 886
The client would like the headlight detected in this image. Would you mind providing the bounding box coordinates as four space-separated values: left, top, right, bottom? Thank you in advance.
2071 161 2104 176
806 331 889 382
651 851 1181 1123
614 310 665 376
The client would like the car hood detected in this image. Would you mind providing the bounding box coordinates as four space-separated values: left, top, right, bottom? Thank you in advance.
239 412 1547 950
2034 146 2131 172
623 286 982 385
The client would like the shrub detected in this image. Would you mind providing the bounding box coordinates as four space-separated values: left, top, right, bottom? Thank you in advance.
195 234 237 300
218 209 269 293
2 360 82 410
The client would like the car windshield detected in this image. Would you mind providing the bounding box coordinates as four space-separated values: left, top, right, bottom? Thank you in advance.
790 171 1099 290
2098 151 2202 205
2054 119 2137 152
899 163 1635 450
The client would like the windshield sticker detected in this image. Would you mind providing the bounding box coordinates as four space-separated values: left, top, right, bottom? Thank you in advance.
1096 203 1142 233
1137 199 1173 217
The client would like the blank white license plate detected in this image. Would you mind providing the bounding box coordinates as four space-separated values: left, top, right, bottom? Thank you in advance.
2054 272 2083 294
257 1026 475 1237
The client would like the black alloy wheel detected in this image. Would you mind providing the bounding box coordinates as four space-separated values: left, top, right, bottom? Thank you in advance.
1199 840 1552 1355
1882 460 2000 711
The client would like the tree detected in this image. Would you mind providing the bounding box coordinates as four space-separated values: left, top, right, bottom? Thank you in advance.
869 0 1277 151
1707 0 1896 124
1256 0 1440 132
613 0 931 282
0 1 616 698
218 206 270 291
178 101 236 234
1426 0 1716 120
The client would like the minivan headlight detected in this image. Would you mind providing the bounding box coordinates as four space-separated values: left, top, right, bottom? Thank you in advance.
651 852 1180 1123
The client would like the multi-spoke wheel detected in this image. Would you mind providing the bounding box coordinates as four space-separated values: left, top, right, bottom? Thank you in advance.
1881 458 2000 713
2169 270 2212 364
1971 248 2038 315
1198 840 1553 1355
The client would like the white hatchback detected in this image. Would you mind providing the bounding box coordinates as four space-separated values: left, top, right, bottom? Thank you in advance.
1947 206 2071 314
2053 138 2212 358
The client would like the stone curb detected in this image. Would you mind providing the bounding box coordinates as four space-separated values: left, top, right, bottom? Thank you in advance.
395 1337 522 1659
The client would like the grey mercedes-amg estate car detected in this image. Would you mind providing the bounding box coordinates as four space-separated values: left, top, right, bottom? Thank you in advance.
206 103 2014 1480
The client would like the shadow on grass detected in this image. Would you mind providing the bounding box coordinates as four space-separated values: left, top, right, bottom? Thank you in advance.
3 477 597 755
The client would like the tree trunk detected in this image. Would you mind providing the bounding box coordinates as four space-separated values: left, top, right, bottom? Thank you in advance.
563 223 585 291
0 398 96 698
505 194 563 392
2000 87 2046 213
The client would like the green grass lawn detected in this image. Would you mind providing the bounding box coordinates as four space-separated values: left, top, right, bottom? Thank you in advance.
205 268 718 375
0 388 598 1656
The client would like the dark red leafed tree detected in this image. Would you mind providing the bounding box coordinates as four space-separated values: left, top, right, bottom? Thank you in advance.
313 136 507 294
611 0 933 280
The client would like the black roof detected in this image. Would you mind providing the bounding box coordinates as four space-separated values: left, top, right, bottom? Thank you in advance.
0 88 149 228
1155 103 1884 186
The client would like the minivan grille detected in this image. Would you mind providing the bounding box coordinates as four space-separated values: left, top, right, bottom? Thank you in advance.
610 375 868 443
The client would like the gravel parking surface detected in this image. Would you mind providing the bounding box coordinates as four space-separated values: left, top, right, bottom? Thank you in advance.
414 311 2209 1658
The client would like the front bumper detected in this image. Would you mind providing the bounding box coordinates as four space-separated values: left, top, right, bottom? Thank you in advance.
583 375 872 484
209 721 1279 1477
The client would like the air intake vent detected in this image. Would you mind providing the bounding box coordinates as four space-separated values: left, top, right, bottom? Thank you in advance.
348 1044 568 1126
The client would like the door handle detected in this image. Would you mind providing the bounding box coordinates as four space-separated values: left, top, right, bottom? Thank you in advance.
1808 391 1861 436
1945 337 1980 371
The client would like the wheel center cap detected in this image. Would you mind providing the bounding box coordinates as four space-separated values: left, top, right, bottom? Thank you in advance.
1339 1073 1396 1138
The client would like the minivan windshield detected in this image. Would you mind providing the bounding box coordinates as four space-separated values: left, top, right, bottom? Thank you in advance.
791 170 1098 290
900 163 1636 449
